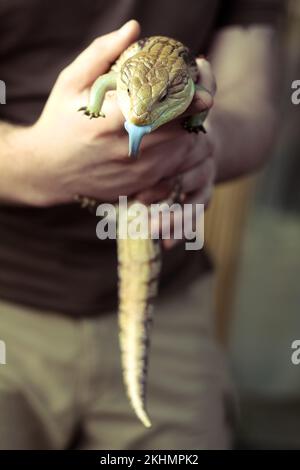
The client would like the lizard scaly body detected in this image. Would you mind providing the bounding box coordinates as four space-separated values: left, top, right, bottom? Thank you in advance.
79 36 209 427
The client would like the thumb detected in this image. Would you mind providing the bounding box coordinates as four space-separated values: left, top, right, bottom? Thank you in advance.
59 20 140 92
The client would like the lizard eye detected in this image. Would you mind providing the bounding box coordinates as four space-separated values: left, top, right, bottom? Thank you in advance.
127 88 131 96
158 91 168 103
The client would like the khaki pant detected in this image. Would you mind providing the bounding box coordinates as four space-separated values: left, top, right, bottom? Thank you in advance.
0 272 235 449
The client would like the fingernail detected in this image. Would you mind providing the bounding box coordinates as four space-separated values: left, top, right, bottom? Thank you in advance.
119 19 135 35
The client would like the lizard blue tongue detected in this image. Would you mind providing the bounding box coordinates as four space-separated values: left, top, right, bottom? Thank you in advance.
124 121 152 158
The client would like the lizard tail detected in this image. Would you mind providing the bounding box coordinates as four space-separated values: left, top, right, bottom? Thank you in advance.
117 236 161 428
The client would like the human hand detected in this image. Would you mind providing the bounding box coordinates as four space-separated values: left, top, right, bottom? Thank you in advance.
21 21 214 207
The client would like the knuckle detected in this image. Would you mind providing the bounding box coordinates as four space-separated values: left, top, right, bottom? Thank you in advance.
57 67 72 86
92 37 103 48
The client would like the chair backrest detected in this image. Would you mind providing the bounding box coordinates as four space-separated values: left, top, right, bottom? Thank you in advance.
205 176 256 344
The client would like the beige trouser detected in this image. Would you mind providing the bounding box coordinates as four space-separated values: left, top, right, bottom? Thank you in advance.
0 272 235 450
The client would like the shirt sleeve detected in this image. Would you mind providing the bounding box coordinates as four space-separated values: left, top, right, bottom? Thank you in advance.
216 0 286 29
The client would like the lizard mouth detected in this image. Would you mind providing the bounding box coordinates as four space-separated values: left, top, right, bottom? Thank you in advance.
124 121 153 158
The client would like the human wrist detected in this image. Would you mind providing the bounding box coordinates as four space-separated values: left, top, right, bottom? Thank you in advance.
0 124 51 206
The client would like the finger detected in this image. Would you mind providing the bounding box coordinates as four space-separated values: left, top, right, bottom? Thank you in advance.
181 86 214 117
162 184 213 250
80 137 188 199
181 57 216 117
180 156 216 194
132 133 208 194
151 156 214 218
136 134 196 181
139 156 214 241
161 158 215 250
162 180 214 249
136 179 175 204
178 134 214 172
58 20 140 92
136 155 214 204
137 122 188 150
196 57 217 96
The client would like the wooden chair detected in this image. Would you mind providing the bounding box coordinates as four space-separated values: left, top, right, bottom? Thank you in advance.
205 177 255 345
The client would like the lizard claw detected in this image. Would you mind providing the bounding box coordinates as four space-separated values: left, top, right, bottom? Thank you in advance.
74 194 98 212
78 106 105 119
182 118 206 134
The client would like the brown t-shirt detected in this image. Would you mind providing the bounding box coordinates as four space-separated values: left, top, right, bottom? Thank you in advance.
0 0 283 316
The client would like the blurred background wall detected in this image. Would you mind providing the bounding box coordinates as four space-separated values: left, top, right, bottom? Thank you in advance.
206 0 300 449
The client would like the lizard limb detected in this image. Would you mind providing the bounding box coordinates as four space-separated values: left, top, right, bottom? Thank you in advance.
79 71 117 118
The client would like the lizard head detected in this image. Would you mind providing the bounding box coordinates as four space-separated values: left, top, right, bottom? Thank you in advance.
117 53 195 157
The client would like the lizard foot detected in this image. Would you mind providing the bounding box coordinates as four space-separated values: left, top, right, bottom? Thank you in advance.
74 194 98 212
78 106 106 119
182 118 206 134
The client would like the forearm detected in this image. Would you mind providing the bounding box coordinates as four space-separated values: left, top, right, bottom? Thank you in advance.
0 122 39 205
207 26 279 183
207 97 277 182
